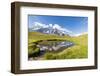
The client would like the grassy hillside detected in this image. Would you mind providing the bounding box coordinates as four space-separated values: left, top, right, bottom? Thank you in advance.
28 32 88 60
44 34 88 59
28 32 71 43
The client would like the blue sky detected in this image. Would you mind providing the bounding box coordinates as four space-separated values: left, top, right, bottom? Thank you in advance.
28 15 88 35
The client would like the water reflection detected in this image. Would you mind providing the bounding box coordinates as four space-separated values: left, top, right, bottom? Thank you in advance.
36 40 74 52
29 40 74 60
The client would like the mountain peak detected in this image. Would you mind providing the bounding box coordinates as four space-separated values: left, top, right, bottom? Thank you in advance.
29 22 73 36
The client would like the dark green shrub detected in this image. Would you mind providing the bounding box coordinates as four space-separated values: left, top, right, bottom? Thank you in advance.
33 48 40 56
28 47 40 57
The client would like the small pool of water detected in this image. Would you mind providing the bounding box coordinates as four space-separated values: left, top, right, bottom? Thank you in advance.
29 40 75 60
37 40 74 52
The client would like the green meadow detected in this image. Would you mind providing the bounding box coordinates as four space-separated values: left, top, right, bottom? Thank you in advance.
28 32 88 60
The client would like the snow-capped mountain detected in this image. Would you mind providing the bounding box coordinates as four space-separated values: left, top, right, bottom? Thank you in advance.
29 22 73 36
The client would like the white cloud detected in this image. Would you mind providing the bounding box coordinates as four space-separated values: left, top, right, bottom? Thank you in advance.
32 22 48 30
73 32 88 37
53 24 61 29
34 22 48 28
48 24 53 27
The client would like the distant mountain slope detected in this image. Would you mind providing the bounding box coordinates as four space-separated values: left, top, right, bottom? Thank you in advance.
29 22 72 36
